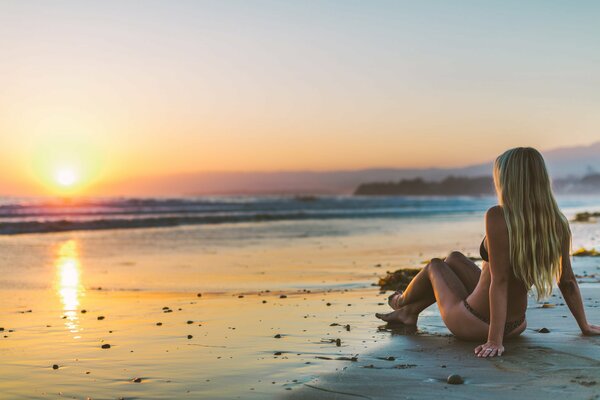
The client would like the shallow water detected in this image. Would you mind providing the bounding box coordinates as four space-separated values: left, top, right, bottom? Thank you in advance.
1 197 599 398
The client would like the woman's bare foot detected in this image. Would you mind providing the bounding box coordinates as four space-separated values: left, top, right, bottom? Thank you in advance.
375 306 418 325
387 290 404 310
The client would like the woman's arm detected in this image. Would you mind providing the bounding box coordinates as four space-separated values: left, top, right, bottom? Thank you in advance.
558 236 600 335
475 206 511 357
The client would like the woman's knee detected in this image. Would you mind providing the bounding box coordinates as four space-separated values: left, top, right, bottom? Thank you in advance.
444 251 465 265
426 257 446 273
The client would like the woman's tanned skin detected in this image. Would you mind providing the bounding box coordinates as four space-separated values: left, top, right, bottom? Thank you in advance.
376 205 600 357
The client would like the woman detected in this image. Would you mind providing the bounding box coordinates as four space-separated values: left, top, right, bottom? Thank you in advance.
376 147 600 357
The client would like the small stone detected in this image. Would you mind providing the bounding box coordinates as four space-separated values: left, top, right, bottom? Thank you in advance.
0 327 3 331
274 352 282 356
81 310 87 313
156 322 162 326
262 300 267 304
52 364 59 370
447 374 464 384
326 303 332 306
238 295 244 298
541 304 555 308
537 327 550 333
187 335 193 339
280 295 287 299
132 377 142 383
97 316 105 320
274 334 282 338
187 320 193 324
197 293 202 297
101 344 111 349
335 338 341 347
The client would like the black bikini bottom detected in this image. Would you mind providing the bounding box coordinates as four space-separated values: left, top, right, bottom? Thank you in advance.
463 299 525 336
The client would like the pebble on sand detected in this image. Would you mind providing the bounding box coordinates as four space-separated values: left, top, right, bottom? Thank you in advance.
335 338 342 347
97 316 105 320
447 374 464 384
187 335 193 339
132 377 143 383
280 295 287 299
156 322 163 326
274 334 282 338
537 327 550 333
81 310 87 313
197 293 202 297
187 320 193 324
101 344 111 349
52 364 59 370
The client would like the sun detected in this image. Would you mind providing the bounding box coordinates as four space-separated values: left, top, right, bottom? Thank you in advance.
55 168 79 187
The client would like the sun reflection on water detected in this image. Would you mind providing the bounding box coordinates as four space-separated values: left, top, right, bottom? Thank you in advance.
55 240 84 336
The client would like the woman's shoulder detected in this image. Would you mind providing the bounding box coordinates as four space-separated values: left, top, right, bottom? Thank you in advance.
485 205 504 219
485 205 507 233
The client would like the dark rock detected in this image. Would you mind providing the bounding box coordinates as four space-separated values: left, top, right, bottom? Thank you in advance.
274 334 282 338
156 322 162 326
101 344 111 349
537 328 550 333
197 293 202 297
447 374 464 384
280 295 287 299
187 320 193 324
52 364 59 370
335 338 341 347
81 310 87 313
274 352 282 356
97 316 105 320
132 377 142 383
187 335 193 339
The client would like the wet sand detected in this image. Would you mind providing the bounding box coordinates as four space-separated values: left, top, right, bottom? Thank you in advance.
0 212 599 399
286 263 600 400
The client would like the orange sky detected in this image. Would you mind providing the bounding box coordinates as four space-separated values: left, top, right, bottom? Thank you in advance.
1 2 599 196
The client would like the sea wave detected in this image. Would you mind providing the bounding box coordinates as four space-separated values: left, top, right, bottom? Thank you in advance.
0 195 596 235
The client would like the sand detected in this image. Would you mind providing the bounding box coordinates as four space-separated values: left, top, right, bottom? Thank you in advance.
285 258 600 400
0 213 599 399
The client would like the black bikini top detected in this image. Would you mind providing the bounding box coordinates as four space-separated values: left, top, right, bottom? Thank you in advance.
480 236 489 262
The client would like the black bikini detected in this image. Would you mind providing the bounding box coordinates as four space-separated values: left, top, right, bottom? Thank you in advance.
463 235 526 336
479 236 489 262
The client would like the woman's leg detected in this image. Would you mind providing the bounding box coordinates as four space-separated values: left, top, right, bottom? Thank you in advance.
388 251 481 309
376 258 469 326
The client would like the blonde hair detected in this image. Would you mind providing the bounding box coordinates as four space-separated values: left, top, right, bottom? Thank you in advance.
493 147 571 300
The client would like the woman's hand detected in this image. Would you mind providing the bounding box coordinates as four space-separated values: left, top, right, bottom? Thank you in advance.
474 341 504 357
582 324 600 336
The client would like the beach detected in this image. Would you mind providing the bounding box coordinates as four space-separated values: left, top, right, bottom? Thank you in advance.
0 196 599 399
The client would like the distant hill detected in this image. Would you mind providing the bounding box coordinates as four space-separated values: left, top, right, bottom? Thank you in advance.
355 176 494 196
355 174 600 196
97 141 600 196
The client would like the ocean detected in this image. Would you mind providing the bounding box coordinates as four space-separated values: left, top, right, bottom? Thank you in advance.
1 194 598 235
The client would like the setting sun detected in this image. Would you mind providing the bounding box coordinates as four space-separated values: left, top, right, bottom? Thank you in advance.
55 168 78 187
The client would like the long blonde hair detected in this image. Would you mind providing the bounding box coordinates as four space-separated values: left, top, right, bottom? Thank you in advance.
493 147 570 300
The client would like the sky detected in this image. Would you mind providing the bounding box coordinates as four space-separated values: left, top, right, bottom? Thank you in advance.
1 1 599 195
